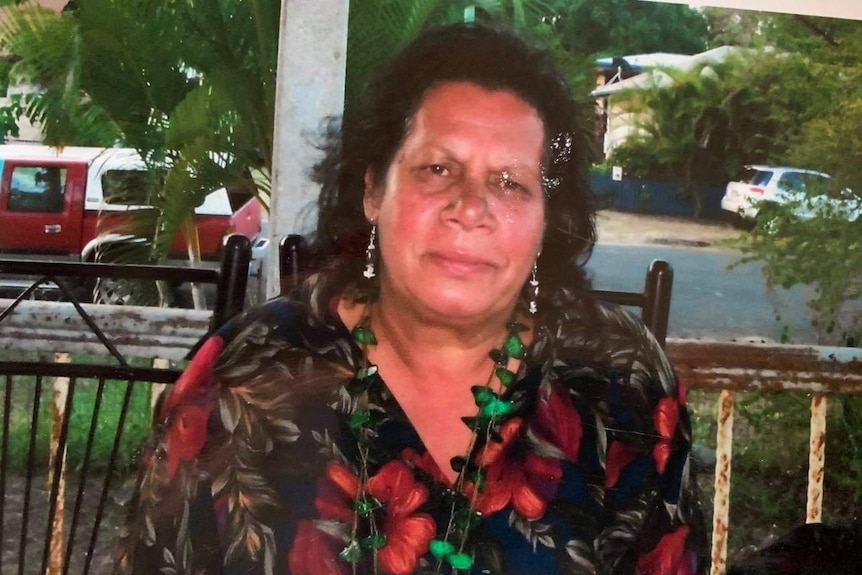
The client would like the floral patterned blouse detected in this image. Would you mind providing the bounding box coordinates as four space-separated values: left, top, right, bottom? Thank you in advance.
115 275 708 575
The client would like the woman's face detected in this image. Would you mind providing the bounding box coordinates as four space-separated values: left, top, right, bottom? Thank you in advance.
364 81 546 325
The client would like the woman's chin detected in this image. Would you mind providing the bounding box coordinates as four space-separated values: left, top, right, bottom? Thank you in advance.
380 276 518 324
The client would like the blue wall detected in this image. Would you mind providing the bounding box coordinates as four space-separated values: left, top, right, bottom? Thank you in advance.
589 173 725 219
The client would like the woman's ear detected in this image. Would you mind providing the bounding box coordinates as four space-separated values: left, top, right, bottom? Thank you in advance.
363 168 381 221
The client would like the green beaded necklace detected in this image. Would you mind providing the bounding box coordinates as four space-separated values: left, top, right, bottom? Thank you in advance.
342 317 529 574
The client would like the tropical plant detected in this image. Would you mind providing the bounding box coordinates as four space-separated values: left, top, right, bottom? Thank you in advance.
345 0 562 115
551 0 708 57
720 12 862 345
607 60 729 216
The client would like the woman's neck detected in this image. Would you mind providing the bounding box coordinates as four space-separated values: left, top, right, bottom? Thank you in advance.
370 299 510 383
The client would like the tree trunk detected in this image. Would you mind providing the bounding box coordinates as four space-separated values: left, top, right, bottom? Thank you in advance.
684 161 704 219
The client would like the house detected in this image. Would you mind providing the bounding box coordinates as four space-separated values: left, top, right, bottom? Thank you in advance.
592 46 739 158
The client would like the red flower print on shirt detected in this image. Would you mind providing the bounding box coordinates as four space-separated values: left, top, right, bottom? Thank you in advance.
301 461 436 575
314 460 360 522
636 526 695 575
605 440 640 489
367 461 436 575
467 418 562 521
469 451 562 521
288 520 351 575
475 417 523 468
164 403 214 478
161 335 224 478
161 335 223 415
531 384 583 462
653 397 680 475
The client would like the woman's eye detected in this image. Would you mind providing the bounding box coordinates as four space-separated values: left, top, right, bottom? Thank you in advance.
502 178 521 190
497 172 529 197
414 164 454 189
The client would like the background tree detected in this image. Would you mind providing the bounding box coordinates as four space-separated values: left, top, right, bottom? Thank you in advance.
727 14 862 345
551 0 708 57
344 0 567 115
606 51 800 217
607 62 728 217
691 16 862 561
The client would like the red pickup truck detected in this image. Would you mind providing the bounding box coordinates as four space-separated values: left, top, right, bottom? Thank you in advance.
0 144 266 299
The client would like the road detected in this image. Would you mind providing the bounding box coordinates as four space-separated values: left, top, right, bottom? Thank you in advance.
587 243 818 344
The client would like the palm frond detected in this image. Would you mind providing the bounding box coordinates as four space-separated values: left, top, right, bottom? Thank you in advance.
345 0 441 113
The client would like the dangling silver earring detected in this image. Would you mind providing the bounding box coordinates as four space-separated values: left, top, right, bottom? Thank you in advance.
363 223 377 279
528 261 539 315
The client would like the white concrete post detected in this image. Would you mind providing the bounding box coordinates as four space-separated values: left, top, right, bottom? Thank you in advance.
265 0 350 298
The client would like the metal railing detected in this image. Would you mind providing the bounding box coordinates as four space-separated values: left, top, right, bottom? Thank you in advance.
667 338 862 575
0 236 251 575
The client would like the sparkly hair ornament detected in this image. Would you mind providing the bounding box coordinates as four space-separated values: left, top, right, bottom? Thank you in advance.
542 131 573 194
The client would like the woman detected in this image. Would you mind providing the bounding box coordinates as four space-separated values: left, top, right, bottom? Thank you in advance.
116 24 708 575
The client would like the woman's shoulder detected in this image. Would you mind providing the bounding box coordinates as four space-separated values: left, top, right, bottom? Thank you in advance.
212 273 358 378
162 274 353 415
215 273 339 344
541 289 664 355
154 274 356 475
533 291 689 463
537 289 678 399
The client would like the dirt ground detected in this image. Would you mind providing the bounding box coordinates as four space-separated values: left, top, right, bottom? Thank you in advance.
596 209 744 249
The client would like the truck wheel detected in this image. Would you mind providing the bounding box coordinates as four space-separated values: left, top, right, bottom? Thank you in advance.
94 276 132 305
66 277 96 304
90 244 159 305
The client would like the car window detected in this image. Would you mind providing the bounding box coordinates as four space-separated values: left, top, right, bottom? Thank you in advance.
8 165 68 213
101 169 162 205
777 172 807 194
743 169 772 186
801 173 834 197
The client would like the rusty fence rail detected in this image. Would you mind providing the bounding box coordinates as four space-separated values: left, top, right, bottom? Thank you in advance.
666 338 862 575
0 298 211 360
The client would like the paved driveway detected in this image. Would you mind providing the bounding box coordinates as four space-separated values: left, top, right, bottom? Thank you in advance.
596 210 742 249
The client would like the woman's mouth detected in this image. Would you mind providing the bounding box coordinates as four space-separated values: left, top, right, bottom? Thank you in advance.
426 251 496 275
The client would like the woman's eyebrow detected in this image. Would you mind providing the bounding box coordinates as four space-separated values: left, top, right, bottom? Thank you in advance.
494 162 541 179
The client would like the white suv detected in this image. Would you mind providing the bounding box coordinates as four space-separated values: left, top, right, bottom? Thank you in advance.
721 165 860 227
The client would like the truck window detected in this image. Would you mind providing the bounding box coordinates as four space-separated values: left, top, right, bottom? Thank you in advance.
101 169 162 205
8 166 67 213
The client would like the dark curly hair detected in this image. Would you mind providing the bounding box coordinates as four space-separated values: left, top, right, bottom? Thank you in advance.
309 23 596 304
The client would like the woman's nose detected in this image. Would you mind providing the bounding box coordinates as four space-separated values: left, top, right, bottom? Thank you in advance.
443 181 493 230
